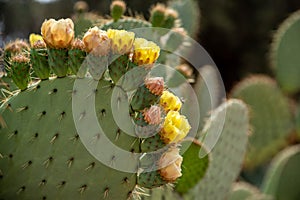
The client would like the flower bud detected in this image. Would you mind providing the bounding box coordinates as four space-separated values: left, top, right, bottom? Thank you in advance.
159 91 182 112
107 29 134 55
132 38 160 66
41 18 74 49
144 77 164 96
29 33 44 48
158 147 183 182
143 105 162 125
110 0 126 21
160 110 191 143
83 27 111 56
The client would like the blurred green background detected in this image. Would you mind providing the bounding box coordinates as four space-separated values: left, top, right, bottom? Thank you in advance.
0 0 300 90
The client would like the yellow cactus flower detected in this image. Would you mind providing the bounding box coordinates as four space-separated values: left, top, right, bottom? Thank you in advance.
132 38 160 66
83 27 111 56
41 18 74 49
158 147 183 182
107 29 135 55
160 111 191 143
29 34 44 48
159 91 182 112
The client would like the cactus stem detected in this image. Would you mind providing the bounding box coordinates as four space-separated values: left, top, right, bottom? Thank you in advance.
85 162 95 171
67 157 74 168
4 103 13 112
21 160 32 170
43 156 53 168
50 133 59 144
79 184 87 194
29 133 39 143
123 177 130 184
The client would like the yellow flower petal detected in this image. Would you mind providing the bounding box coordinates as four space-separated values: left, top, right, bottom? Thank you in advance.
132 38 160 66
83 27 111 56
158 147 183 182
41 18 74 49
160 111 191 143
29 34 44 48
159 91 182 112
107 29 134 54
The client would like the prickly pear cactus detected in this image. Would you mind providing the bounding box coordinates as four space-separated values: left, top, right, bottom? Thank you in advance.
270 10 300 94
0 16 208 199
262 145 300 200
231 75 294 170
191 99 249 200
0 78 137 200
228 182 272 200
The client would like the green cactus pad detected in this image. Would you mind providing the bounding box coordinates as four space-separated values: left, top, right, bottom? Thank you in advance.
108 54 130 84
138 170 168 189
0 77 137 200
10 59 31 91
174 139 209 195
141 134 166 153
270 10 300 94
262 145 300 200
190 99 249 200
192 65 224 137
130 85 159 111
228 182 272 200
47 48 69 78
141 186 182 200
231 75 293 170
296 106 300 139
30 48 50 80
99 18 151 31
0 76 17 101
168 0 201 38
68 49 87 78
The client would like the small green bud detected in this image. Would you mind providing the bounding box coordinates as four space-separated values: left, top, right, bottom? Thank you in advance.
110 0 126 21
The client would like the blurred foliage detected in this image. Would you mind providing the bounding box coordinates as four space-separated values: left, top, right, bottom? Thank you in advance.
0 0 300 90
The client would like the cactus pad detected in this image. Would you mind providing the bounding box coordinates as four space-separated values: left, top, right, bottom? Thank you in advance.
270 10 300 94
190 99 249 200
0 77 137 200
99 18 151 31
231 75 293 170
262 145 300 200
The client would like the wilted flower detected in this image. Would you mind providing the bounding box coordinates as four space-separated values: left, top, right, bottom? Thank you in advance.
158 147 183 182
132 38 160 66
107 29 135 55
160 110 191 143
41 18 74 49
83 27 111 56
143 105 162 125
159 91 182 112
144 77 164 96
